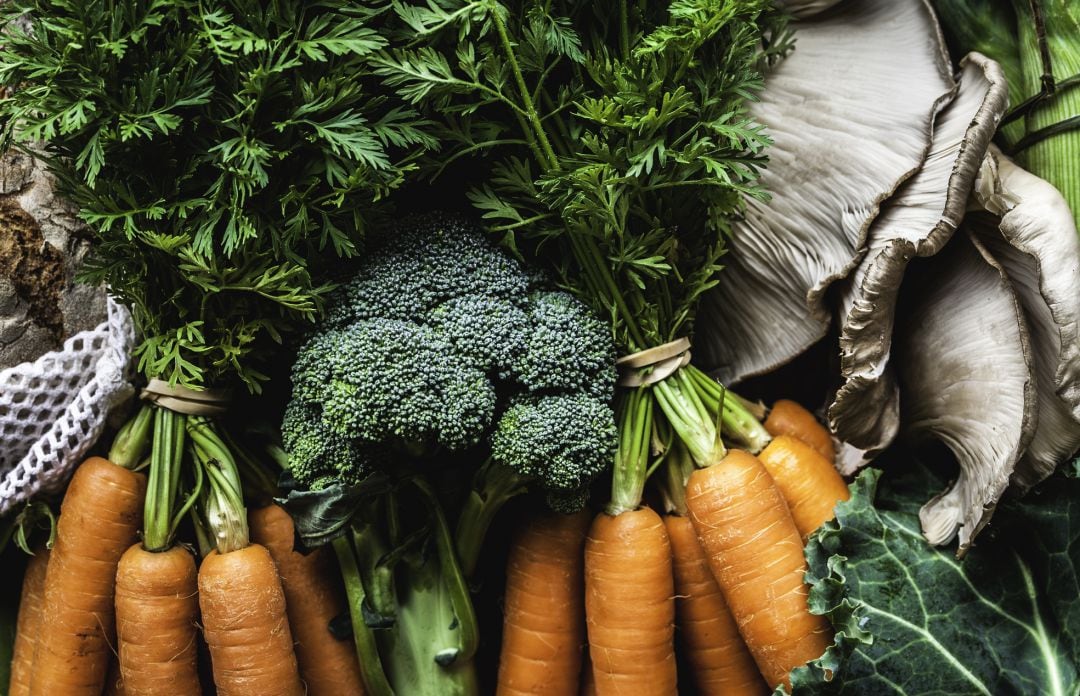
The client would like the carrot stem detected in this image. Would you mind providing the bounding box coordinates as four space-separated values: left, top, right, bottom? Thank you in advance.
684 365 771 453
608 386 654 515
108 405 153 470
188 417 248 554
653 368 725 466
143 408 186 551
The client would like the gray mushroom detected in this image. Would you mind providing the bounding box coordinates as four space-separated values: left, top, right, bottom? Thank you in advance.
828 54 1009 468
894 230 1034 553
697 0 956 386
969 148 1080 491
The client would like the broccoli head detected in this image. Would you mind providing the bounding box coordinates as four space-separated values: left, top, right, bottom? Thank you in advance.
290 318 496 457
490 392 617 508
325 215 530 327
283 215 618 525
510 290 617 399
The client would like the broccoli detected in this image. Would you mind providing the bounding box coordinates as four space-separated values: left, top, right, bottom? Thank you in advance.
281 214 617 696
511 289 618 399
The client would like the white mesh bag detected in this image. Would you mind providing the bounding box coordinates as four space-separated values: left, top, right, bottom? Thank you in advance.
0 297 135 514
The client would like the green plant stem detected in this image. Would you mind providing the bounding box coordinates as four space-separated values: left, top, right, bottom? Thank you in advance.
608 386 653 515
333 533 395 696
220 429 278 502
188 416 248 554
108 404 153 469
143 408 186 552
653 368 724 466
454 460 528 578
1013 0 1080 230
684 364 772 453
660 439 693 515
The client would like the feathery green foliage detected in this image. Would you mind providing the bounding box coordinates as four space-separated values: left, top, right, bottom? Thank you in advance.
0 0 432 389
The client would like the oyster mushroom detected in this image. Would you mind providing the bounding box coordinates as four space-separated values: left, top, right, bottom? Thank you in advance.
696 0 956 385
894 230 1034 553
828 54 1009 467
969 148 1080 490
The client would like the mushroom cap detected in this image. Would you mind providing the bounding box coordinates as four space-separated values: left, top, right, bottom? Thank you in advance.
895 229 1034 553
696 0 956 386
970 148 1080 490
828 53 1009 465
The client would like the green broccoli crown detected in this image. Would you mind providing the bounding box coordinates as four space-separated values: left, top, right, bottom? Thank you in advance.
326 216 530 326
281 400 376 490
294 318 496 453
284 215 619 502
490 392 617 509
510 290 617 399
429 294 528 375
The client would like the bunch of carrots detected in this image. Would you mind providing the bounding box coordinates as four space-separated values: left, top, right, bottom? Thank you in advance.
496 396 848 695
7 405 366 696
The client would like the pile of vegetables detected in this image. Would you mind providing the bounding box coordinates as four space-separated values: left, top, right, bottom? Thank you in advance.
0 0 1076 694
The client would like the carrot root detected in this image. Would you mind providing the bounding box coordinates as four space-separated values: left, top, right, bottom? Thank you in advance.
28 457 146 696
496 509 590 696
9 547 50 696
249 504 366 696
686 450 832 690
665 514 767 695
758 435 850 538
199 543 304 696
584 507 677 695
764 400 835 462
115 544 201 695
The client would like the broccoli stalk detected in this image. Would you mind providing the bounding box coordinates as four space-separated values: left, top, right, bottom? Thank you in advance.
454 458 529 578
334 480 479 696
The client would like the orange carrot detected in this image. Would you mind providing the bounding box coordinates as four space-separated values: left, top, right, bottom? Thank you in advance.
496 509 590 696
28 457 146 696
758 436 850 538
198 543 304 696
249 504 365 696
103 657 125 696
686 450 832 690
115 544 201 695
665 514 767 695
584 507 677 695
579 649 596 696
9 547 49 696
764 400 834 462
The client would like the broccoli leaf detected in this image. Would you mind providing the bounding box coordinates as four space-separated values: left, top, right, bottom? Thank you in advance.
792 462 1080 695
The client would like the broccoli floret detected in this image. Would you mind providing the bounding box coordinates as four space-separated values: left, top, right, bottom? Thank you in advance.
290 318 496 454
510 290 617 399
428 294 529 374
325 216 530 326
281 400 376 489
490 392 617 500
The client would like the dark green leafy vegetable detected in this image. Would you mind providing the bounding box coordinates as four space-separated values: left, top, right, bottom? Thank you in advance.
0 0 431 390
792 459 1080 695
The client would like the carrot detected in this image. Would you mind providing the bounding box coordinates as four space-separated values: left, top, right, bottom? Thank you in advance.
764 400 834 462
584 507 677 695
496 509 590 696
28 457 146 696
664 514 767 695
686 450 832 690
198 543 304 696
757 436 850 538
579 648 596 696
114 544 201 695
249 504 365 696
103 657 125 696
9 547 49 696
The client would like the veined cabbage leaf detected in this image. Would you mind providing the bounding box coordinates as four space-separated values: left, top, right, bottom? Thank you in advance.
791 459 1080 695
